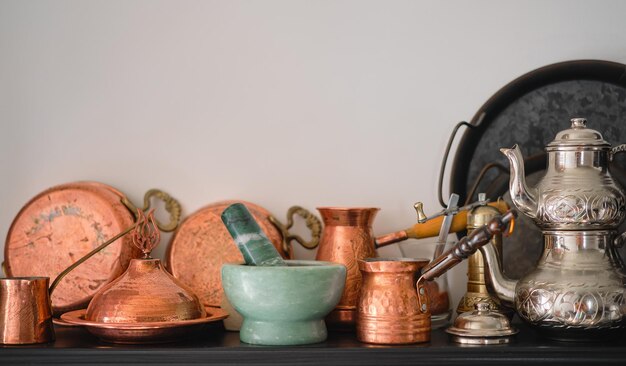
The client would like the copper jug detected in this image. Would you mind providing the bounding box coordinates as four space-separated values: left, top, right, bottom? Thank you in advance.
315 207 379 328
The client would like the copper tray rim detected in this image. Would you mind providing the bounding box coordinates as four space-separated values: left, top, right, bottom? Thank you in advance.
4 181 131 272
59 307 228 330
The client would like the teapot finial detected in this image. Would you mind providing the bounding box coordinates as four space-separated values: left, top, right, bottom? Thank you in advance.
571 117 587 129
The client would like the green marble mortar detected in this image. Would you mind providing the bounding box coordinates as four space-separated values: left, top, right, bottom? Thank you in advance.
221 260 346 345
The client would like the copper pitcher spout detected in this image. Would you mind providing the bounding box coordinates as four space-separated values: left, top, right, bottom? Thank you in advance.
315 207 379 329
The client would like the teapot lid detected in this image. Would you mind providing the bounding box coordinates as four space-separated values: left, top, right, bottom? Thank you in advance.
546 118 610 150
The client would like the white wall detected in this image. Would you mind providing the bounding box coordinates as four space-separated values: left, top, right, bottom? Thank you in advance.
2 0 626 312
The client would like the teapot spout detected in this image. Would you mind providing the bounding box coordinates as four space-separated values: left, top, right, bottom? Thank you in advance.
478 244 517 306
501 145 538 219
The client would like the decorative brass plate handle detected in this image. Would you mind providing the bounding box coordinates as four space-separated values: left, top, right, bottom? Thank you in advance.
269 206 322 258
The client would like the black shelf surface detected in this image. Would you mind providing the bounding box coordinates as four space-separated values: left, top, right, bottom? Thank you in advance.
1 322 626 365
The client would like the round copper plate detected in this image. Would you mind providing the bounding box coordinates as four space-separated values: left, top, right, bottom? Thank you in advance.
60 307 228 344
4 182 141 315
165 201 286 308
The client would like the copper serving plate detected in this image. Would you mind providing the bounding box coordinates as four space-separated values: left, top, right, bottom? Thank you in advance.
4 182 141 315
165 200 320 308
60 307 228 344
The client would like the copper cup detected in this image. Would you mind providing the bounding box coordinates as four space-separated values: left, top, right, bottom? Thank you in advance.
0 277 55 344
356 258 431 344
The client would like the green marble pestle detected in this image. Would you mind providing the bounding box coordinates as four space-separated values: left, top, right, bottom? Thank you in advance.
221 203 286 266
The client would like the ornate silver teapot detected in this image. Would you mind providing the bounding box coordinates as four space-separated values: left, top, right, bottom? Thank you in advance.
481 118 626 341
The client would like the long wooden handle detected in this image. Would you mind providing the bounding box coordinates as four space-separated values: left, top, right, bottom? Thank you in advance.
375 200 509 248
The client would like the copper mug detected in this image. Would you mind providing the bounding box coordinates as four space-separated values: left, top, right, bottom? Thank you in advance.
0 277 55 344
356 258 431 344
315 207 379 328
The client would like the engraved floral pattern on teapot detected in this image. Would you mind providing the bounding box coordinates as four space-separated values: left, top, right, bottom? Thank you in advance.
516 281 625 328
538 190 625 228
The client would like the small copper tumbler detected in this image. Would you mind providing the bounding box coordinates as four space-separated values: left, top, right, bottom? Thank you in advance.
356 258 431 344
0 277 55 344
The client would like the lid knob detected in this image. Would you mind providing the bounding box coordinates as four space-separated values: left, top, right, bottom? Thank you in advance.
571 117 587 129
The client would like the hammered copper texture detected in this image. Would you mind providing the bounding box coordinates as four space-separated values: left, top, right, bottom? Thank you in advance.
0 277 55 344
165 201 285 308
315 208 379 314
357 259 431 344
4 182 140 314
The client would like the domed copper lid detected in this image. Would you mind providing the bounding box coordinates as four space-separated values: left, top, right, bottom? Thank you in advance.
86 258 206 323
86 210 205 323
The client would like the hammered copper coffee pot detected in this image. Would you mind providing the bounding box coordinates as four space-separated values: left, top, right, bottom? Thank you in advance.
482 118 626 340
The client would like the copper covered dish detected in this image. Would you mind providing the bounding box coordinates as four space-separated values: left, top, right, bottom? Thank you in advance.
61 211 227 344
86 258 206 323
4 182 141 314
60 257 228 344
165 200 320 307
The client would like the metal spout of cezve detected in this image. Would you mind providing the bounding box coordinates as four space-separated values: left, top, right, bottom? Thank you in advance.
221 203 286 266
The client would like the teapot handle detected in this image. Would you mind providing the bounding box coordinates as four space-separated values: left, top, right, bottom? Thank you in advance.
610 144 626 161
609 144 626 248
610 144 626 247
614 231 626 248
